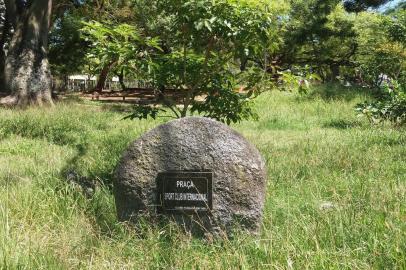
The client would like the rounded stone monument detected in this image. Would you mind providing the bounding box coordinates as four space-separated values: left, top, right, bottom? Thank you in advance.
114 117 266 237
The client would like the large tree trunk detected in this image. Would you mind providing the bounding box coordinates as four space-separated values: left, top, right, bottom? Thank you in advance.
0 1 9 93
1 0 53 106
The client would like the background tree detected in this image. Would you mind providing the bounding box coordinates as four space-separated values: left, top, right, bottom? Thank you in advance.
278 1 358 81
49 1 89 87
49 1 124 90
83 0 136 92
355 7 405 125
352 9 405 86
344 0 393 12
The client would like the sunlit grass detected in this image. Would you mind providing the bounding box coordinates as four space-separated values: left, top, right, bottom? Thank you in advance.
0 85 405 269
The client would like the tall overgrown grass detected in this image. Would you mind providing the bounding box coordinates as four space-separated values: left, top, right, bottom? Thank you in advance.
0 85 405 269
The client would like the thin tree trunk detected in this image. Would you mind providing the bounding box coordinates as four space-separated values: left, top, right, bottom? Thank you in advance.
2 0 53 106
115 67 126 91
94 61 116 93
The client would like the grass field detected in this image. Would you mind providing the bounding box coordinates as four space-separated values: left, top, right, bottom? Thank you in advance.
0 85 405 269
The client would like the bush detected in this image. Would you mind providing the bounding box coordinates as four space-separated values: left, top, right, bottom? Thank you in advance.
356 80 406 125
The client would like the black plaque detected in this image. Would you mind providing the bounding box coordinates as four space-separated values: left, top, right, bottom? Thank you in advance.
157 171 213 214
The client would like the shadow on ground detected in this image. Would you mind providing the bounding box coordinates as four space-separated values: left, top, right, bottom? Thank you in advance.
302 83 375 102
323 119 363 129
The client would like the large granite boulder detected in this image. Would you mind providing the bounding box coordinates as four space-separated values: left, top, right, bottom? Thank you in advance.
114 117 267 237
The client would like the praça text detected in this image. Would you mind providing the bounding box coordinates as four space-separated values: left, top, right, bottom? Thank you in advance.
176 180 195 189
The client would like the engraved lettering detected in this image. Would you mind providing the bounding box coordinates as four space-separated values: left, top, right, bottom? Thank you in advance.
176 180 195 189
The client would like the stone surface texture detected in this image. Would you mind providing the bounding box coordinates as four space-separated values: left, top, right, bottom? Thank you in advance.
114 117 267 236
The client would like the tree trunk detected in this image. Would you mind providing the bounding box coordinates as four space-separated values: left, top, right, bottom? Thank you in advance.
0 4 10 93
1 0 53 106
117 68 126 91
94 61 116 93
329 64 340 82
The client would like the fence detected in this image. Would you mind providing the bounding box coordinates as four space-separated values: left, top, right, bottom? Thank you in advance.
58 75 153 92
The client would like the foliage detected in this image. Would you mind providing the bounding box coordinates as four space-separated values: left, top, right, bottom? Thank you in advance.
353 9 406 87
49 0 138 80
387 8 406 44
81 21 161 79
273 1 404 86
344 0 391 12
279 66 322 94
280 2 358 81
82 0 278 124
356 80 406 125
48 0 405 126
123 106 165 120
191 84 258 125
49 12 89 77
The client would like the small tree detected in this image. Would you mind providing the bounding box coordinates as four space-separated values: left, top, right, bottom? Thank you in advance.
83 0 275 124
